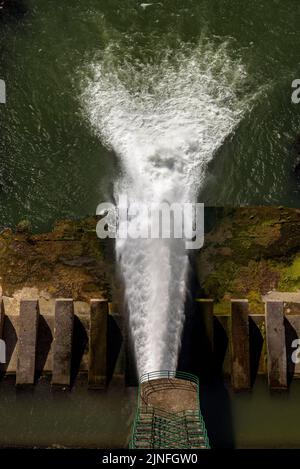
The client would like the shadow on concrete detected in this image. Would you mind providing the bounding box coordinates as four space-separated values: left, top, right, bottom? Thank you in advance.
178 294 214 383
124 301 139 387
70 316 88 387
213 316 228 376
249 317 264 387
107 314 123 385
35 316 52 382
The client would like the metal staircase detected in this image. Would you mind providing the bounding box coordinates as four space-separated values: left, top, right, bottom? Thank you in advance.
130 371 210 449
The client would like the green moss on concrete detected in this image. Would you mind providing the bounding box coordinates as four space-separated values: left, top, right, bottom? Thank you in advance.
198 207 300 312
0 217 113 301
278 255 300 291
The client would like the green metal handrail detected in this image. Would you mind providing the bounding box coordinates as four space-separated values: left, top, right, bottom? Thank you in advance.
130 370 210 449
131 411 209 448
140 370 199 384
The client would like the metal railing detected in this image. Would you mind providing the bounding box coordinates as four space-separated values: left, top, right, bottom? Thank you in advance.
130 370 210 449
140 370 199 384
140 371 198 407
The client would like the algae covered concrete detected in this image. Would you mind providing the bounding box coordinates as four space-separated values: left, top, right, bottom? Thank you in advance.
197 207 300 314
1 207 300 317
0 217 113 303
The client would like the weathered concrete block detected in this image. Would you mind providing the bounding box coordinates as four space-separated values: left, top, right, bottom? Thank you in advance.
52 299 74 387
16 300 39 386
265 301 287 389
231 300 250 390
88 299 108 389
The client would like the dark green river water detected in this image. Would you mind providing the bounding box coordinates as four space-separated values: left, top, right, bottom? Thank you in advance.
1 376 300 448
1 0 300 231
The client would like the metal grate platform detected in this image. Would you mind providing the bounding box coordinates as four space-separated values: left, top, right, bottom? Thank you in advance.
130 371 210 449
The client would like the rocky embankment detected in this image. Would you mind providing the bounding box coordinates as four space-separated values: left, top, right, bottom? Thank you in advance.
1 207 300 313
0 217 113 303
197 207 300 313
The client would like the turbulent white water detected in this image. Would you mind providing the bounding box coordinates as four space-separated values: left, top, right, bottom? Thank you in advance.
83 41 248 376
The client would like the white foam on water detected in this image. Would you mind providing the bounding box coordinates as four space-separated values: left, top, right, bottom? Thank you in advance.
140 3 153 10
82 41 248 376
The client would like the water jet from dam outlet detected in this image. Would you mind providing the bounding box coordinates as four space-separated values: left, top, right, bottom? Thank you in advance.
82 40 252 377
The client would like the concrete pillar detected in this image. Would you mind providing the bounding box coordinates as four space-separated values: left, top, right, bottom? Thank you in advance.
265 301 287 389
230 299 251 390
16 300 39 386
88 299 108 389
52 299 74 387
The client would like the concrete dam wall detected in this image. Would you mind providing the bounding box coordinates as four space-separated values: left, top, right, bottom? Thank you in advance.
0 296 300 390
0 297 123 388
